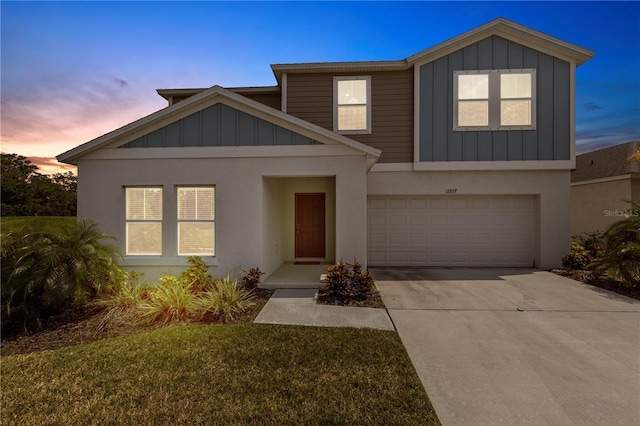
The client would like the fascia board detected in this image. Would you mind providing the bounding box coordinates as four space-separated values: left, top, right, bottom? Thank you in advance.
271 60 409 84
58 85 380 164
408 18 594 67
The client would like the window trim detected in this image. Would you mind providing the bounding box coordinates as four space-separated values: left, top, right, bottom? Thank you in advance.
453 69 536 131
124 186 163 256
176 185 216 257
333 76 372 134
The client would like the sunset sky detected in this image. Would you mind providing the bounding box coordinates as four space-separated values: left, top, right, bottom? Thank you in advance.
2 1 639 175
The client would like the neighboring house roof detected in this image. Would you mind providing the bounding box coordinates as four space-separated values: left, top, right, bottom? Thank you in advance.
572 141 640 183
57 85 381 166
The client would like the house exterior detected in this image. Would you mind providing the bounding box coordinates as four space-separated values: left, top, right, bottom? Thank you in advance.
571 141 640 237
58 18 594 280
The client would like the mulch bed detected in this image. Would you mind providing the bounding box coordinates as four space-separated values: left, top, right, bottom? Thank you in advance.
316 287 386 308
552 269 640 300
1 288 274 357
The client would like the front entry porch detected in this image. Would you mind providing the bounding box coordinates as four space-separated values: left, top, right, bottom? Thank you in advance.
261 262 329 289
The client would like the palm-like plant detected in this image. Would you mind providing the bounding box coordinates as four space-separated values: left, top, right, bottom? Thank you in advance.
1 220 123 330
590 201 640 286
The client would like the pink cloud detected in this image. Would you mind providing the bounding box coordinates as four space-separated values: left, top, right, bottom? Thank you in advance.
0 76 166 169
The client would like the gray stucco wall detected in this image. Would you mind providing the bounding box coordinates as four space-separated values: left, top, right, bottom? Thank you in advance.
419 35 571 162
121 104 322 148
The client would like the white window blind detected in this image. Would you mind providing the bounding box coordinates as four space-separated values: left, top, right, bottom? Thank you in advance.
177 187 215 256
454 69 536 131
125 187 162 255
334 76 371 133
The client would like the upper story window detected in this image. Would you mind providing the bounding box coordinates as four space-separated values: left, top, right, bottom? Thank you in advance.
125 187 163 255
454 69 536 131
177 187 215 256
333 76 371 134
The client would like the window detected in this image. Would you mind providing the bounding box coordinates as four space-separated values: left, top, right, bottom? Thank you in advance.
334 76 371 134
177 187 215 256
125 187 162 255
454 69 536 131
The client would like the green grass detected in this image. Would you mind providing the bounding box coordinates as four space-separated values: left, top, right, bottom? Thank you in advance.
1 216 76 234
1 324 440 425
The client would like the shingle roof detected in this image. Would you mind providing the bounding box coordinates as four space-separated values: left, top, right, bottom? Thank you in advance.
572 141 640 183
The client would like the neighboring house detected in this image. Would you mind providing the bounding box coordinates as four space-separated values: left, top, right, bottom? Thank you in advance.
58 18 594 280
571 141 640 237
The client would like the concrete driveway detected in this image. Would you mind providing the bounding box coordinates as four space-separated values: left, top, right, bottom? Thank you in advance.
372 268 640 426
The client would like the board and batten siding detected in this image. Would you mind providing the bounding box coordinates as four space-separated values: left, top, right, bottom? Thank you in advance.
287 70 414 163
419 35 571 162
120 103 321 148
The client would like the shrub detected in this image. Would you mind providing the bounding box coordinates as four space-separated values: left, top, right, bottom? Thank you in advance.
95 258 257 328
562 241 592 270
194 275 256 322
323 260 374 299
1 220 123 332
138 276 197 326
93 271 149 330
241 267 265 290
179 256 213 292
590 202 640 286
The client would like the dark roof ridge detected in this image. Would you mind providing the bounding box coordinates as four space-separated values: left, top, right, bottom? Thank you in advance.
572 141 640 182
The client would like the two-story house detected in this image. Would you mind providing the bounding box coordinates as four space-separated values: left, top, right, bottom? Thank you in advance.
58 18 594 281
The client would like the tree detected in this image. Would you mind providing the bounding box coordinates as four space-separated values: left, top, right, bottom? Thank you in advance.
1 154 39 216
1 220 123 331
590 201 640 286
1 153 77 216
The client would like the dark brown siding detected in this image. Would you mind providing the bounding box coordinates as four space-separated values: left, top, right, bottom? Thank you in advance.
287 70 414 163
240 92 281 110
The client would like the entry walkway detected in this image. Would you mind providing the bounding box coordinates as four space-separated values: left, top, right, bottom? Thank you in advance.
254 289 394 330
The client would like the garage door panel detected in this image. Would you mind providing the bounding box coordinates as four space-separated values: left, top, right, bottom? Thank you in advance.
388 199 407 209
430 252 448 263
368 196 535 267
410 233 427 244
430 215 449 226
389 234 407 244
369 215 386 226
429 198 448 209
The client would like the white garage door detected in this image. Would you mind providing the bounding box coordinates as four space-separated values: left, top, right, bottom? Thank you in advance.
368 196 535 267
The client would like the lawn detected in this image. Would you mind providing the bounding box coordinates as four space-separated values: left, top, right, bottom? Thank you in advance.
1 216 76 233
1 324 440 425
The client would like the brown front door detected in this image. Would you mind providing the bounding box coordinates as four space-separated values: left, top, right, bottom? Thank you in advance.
295 193 326 258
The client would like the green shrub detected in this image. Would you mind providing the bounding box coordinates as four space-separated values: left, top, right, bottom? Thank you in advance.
562 241 592 270
93 271 149 329
138 276 197 326
590 202 640 286
241 267 265 290
96 258 257 328
194 275 256 322
179 256 213 292
1 220 123 332
323 260 374 299
562 232 604 270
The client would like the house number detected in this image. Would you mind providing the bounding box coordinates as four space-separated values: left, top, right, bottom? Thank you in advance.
445 189 457 194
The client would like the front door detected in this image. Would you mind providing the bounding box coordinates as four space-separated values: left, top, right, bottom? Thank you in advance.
295 193 326 258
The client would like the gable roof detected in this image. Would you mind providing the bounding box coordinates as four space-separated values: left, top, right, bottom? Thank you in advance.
407 17 594 66
572 141 640 183
57 85 381 165
270 18 593 84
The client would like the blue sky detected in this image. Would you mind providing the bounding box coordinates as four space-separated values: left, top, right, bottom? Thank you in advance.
1 1 639 173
